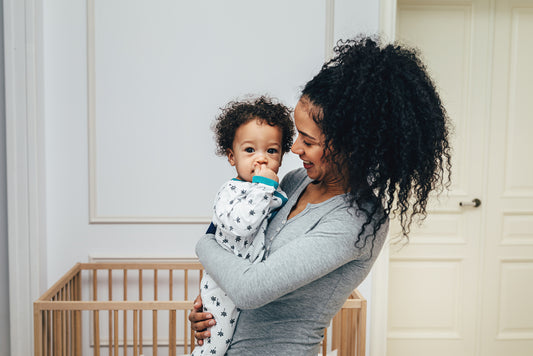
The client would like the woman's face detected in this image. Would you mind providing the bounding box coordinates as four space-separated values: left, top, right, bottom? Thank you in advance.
291 99 336 183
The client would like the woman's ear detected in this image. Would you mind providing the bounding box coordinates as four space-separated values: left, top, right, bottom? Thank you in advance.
226 149 236 166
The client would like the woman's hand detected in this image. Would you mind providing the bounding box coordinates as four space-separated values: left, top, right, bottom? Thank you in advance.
189 294 216 345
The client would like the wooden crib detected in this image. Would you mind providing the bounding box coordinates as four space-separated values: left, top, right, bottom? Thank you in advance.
34 262 366 356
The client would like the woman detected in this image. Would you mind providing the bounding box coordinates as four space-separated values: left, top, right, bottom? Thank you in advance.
191 36 451 355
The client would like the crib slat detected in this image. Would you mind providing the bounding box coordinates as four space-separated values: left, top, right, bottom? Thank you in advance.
68 280 73 355
169 269 175 356
108 269 113 301
47 310 51 356
190 322 195 354
61 288 66 356
154 269 158 356
54 310 61 356
133 310 138 356
184 269 188 300
94 310 100 356
58 289 61 356
109 269 113 356
108 311 112 355
169 269 173 300
52 310 56 356
139 269 143 351
70 280 74 355
64 309 69 356
93 270 100 356
191 268 202 354
154 269 158 301
184 312 189 354
43 311 48 356
153 310 158 356
64 311 67 356
74 272 82 355
169 310 176 356
68 281 73 355
65 284 69 356
114 310 119 356
93 269 98 301
124 269 128 356
183 269 189 354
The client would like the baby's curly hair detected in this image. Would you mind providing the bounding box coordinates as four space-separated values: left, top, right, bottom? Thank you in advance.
302 36 451 246
213 95 294 156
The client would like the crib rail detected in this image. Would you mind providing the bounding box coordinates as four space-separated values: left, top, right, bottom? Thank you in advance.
34 262 365 356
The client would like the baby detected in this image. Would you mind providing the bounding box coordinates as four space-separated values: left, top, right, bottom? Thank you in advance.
192 96 294 355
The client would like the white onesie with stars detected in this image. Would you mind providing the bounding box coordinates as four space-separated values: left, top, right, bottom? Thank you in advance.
192 176 287 356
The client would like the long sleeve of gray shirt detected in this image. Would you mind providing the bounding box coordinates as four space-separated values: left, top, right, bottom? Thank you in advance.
196 168 388 355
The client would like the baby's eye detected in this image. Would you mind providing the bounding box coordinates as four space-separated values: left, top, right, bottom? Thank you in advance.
245 147 255 153
267 148 279 154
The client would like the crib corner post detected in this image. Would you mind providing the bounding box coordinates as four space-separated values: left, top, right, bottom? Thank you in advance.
356 298 367 356
34 303 42 356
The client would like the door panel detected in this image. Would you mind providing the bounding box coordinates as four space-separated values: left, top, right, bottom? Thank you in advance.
481 1 533 355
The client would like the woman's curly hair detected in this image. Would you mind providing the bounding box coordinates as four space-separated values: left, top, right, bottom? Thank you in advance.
213 95 294 156
302 36 452 247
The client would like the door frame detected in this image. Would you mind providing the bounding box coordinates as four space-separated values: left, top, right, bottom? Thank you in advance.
4 0 47 355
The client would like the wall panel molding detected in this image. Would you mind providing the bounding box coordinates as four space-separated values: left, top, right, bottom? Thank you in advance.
86 0 328 224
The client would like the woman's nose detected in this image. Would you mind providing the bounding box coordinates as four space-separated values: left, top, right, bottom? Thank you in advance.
291 141 303 155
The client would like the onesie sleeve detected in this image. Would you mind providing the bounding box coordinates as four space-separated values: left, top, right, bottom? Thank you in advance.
196 211 387 309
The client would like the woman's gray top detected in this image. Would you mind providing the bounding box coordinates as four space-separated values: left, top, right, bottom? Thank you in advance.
196 168 388 355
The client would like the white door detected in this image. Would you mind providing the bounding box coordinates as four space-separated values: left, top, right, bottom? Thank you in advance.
480 0 533 355
387 0 533 355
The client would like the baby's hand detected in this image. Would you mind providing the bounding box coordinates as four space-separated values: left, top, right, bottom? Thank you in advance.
254 164 279 183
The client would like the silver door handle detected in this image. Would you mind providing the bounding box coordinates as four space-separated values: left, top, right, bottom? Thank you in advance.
459 198 481 208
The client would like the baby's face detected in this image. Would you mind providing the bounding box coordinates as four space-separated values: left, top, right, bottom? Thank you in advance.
226 119 283 182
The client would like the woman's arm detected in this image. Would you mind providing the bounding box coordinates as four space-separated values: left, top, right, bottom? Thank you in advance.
196 212 384 309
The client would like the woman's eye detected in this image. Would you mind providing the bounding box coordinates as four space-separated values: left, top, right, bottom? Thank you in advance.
267 148 278 154
303 141 312 147
245 147 254 153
